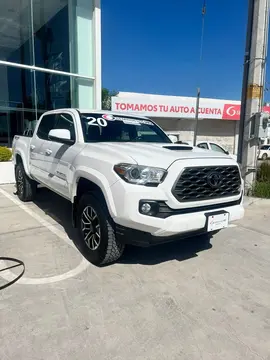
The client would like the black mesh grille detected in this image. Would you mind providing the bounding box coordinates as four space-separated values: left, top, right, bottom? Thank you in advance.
172 166 241 202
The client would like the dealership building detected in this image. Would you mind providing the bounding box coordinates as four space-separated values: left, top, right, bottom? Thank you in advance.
0 0 101 147
112 92 270 154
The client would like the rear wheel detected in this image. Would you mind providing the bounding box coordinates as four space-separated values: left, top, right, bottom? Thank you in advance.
76 193 125 266
262 153 268 160
15 162 37 202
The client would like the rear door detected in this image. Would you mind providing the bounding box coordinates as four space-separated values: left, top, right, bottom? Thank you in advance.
30 113 57 185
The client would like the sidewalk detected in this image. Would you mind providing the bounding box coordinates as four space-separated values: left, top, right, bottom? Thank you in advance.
243 195 270 208
0 183 270 360
0 161 14 184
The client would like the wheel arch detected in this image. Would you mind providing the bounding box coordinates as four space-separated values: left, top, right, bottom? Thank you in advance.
72 175 117 227
14 151 31 177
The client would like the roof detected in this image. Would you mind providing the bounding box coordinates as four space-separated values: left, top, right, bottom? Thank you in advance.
42 108 151 120
77 109 150 119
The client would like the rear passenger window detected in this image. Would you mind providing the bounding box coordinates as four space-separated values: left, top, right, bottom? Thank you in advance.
37 114 57 140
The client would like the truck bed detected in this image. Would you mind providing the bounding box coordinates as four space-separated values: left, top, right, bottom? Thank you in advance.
12 135 32 163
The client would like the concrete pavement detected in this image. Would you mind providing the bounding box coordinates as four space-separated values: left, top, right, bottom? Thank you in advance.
0 184 270 360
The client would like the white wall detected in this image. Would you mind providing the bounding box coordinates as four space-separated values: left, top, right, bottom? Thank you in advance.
153 117 238 154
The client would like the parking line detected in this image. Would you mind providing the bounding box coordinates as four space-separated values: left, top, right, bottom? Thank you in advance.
0 188 90 285
0 188 75 247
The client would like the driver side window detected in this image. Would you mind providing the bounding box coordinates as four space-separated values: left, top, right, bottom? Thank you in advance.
37 114 57 140
54 113 76 141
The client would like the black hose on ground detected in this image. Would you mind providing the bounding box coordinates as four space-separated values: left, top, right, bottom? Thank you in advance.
0 257 25 290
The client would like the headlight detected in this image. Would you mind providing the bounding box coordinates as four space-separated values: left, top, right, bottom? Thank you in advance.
114 163 167 186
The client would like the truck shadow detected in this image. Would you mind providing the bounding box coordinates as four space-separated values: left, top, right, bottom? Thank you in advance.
33 187 213 266
120 236 212 265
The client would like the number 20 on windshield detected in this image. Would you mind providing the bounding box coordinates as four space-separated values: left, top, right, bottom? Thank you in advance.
87 117 108 127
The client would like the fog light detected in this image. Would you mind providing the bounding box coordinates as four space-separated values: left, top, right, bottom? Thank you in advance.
139 200 159 216
141 203 152 214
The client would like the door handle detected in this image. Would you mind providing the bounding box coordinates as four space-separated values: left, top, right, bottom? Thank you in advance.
30 145 35 151
45 149 52 156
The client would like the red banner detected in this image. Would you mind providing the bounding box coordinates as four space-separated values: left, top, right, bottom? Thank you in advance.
222 104 270 120
112 96 270 121
222 104 241 120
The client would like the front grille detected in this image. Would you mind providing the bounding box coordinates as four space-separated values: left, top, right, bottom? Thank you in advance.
172 166 241 202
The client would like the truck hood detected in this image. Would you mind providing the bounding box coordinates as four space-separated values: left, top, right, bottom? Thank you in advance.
84 142 234 169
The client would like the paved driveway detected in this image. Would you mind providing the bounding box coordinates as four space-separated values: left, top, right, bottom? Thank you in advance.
0 184 269 360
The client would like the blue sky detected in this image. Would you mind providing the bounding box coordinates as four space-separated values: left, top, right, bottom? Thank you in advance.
101 0 265 101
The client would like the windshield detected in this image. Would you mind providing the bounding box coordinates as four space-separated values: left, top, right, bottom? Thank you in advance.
80 113 171 143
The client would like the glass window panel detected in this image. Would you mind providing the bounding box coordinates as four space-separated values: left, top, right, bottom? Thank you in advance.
36 114 57 140
35 71 71 110
210 143 227 154
0 64 36 146
55 114 76 141
0 0 33 65
197 143 208 149
35 71 94 110
33 0 70 72
33 0 94 77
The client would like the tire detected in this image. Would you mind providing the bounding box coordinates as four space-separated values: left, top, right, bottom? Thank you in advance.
76 193 125 266
262 153 268 160
15 162 37 202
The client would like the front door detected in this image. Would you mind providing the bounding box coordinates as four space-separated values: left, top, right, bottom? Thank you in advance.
45 112 78 199
30 113 57 185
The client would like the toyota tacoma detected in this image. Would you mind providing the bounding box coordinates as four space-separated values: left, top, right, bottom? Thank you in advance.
12 109 244 266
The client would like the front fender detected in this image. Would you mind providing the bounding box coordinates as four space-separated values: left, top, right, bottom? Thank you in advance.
71 167 118 219
13 150 31 178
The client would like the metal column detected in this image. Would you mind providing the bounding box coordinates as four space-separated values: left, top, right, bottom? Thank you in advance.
238 0 270 193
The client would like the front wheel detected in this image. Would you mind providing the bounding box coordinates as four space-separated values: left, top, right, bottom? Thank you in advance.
76 193 125 266
15 163 37 202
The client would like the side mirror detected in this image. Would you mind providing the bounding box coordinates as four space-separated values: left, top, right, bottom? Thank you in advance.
48 129 74 145
225 150 229 155
168 135 178 143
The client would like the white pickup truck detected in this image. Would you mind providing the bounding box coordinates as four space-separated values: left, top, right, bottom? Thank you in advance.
12 109 244 266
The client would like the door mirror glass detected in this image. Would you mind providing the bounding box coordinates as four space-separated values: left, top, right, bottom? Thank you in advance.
48 129 74 145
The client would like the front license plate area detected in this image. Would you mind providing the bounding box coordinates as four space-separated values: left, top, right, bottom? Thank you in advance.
206 211 229 232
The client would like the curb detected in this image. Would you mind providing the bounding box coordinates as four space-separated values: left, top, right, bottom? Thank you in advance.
0 161 15 185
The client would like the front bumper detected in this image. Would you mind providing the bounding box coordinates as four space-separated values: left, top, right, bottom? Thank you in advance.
115 224 219 247
111 182 244 240
115 201 243 243
109 157 244 243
